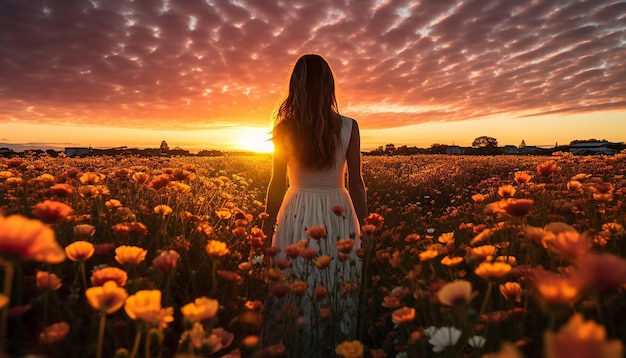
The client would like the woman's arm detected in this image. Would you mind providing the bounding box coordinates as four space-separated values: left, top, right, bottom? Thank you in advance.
346 119 368 226
262 136 288 243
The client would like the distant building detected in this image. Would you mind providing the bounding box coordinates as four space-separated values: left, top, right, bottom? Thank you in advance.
501 145 518 155
569 141 620 155
446 145 462 154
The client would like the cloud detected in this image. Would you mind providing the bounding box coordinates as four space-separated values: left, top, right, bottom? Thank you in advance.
0 0 624 130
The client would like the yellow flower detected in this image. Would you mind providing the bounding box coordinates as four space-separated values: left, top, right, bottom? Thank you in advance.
215 209 232 220
124 290 174 329
154 205 173 216
441 256 464 267
544 313 623 358
514 171 532 184
392 307 416 324
114 245 147 266
181 297 219 322
91 267 128 287
532 267 581 306
497 184 516 198
74 224 96 239
335 340 364 358
475 262 511 280
79 172 105 185
206 240 230 256
0 214 65 263
65 241 95 262
437 280 474 306
105 199 123 209
315 255 332 269
438 232 454 244
499 282 522 302
86 281 128 314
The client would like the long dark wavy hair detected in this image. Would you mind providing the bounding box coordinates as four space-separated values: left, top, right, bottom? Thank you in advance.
273 54 342 170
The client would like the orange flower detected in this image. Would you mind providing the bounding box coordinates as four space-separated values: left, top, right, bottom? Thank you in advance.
543 231 592 259
502 198 534 217
152 250 180 273
315 255 332 269
335 340 364 358
475 262 511 280
364 213 385 229
132 172 150 184
32 200 74 224
499 282 522 302
206 240 230 256
331 205 345 216
147 174 171 190
291 281 309 295
497 185 516 198
86 281 128 314
437 232 454 244
306 226 327 240
471 193 485 202
79 172 105 185
470 228 493 245
440 256 463 267
74 224 96 239
567 180 583 191
0 214 65 263
217 270 242 282
65 241 95 262
91 267 128 287
215 209 232 220
471 245 497 261
336 239 355 253
36 271 62 291
544 313 623 358
181 296 219 322
38 322 70 344
154 204 173 216
114 245 147 266
419 248 440 261
104 199 123 209
437 280 474 306
124 290 174 329
531 267 581 306
49 183 74 197
536 161 558 177
514 171 532 184
313 286 329 299
391 306 415 324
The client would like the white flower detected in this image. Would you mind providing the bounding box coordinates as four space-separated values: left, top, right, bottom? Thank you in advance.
251 255 264 265
395 352 408 358
426 228 435 234
468 335 486 348
428 326 462 353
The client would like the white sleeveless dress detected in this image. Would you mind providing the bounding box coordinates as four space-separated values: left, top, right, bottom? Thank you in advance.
267 115 362 357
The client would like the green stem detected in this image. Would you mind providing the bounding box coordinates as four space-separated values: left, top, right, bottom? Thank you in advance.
479 281 494 317
96 311 106 358
0 261 14 352
130 329 142 358
80 261 88 291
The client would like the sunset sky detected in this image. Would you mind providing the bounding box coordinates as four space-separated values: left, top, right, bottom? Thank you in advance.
1 0 625 153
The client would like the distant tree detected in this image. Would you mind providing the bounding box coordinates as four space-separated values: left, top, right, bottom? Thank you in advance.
570 139 607 145
472 136 499 154
429 143 448 154
519 139 526 148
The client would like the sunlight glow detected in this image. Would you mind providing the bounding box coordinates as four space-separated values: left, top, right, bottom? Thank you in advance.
233 126 274 153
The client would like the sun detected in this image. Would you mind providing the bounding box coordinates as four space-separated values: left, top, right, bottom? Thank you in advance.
235 127 274 153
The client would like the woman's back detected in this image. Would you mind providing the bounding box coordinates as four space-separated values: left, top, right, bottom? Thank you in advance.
286 116 353 190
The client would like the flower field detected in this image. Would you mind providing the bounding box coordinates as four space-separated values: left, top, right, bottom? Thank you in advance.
0 152 625 357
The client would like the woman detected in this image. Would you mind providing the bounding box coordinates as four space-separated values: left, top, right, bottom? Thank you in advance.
262 54 367 357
